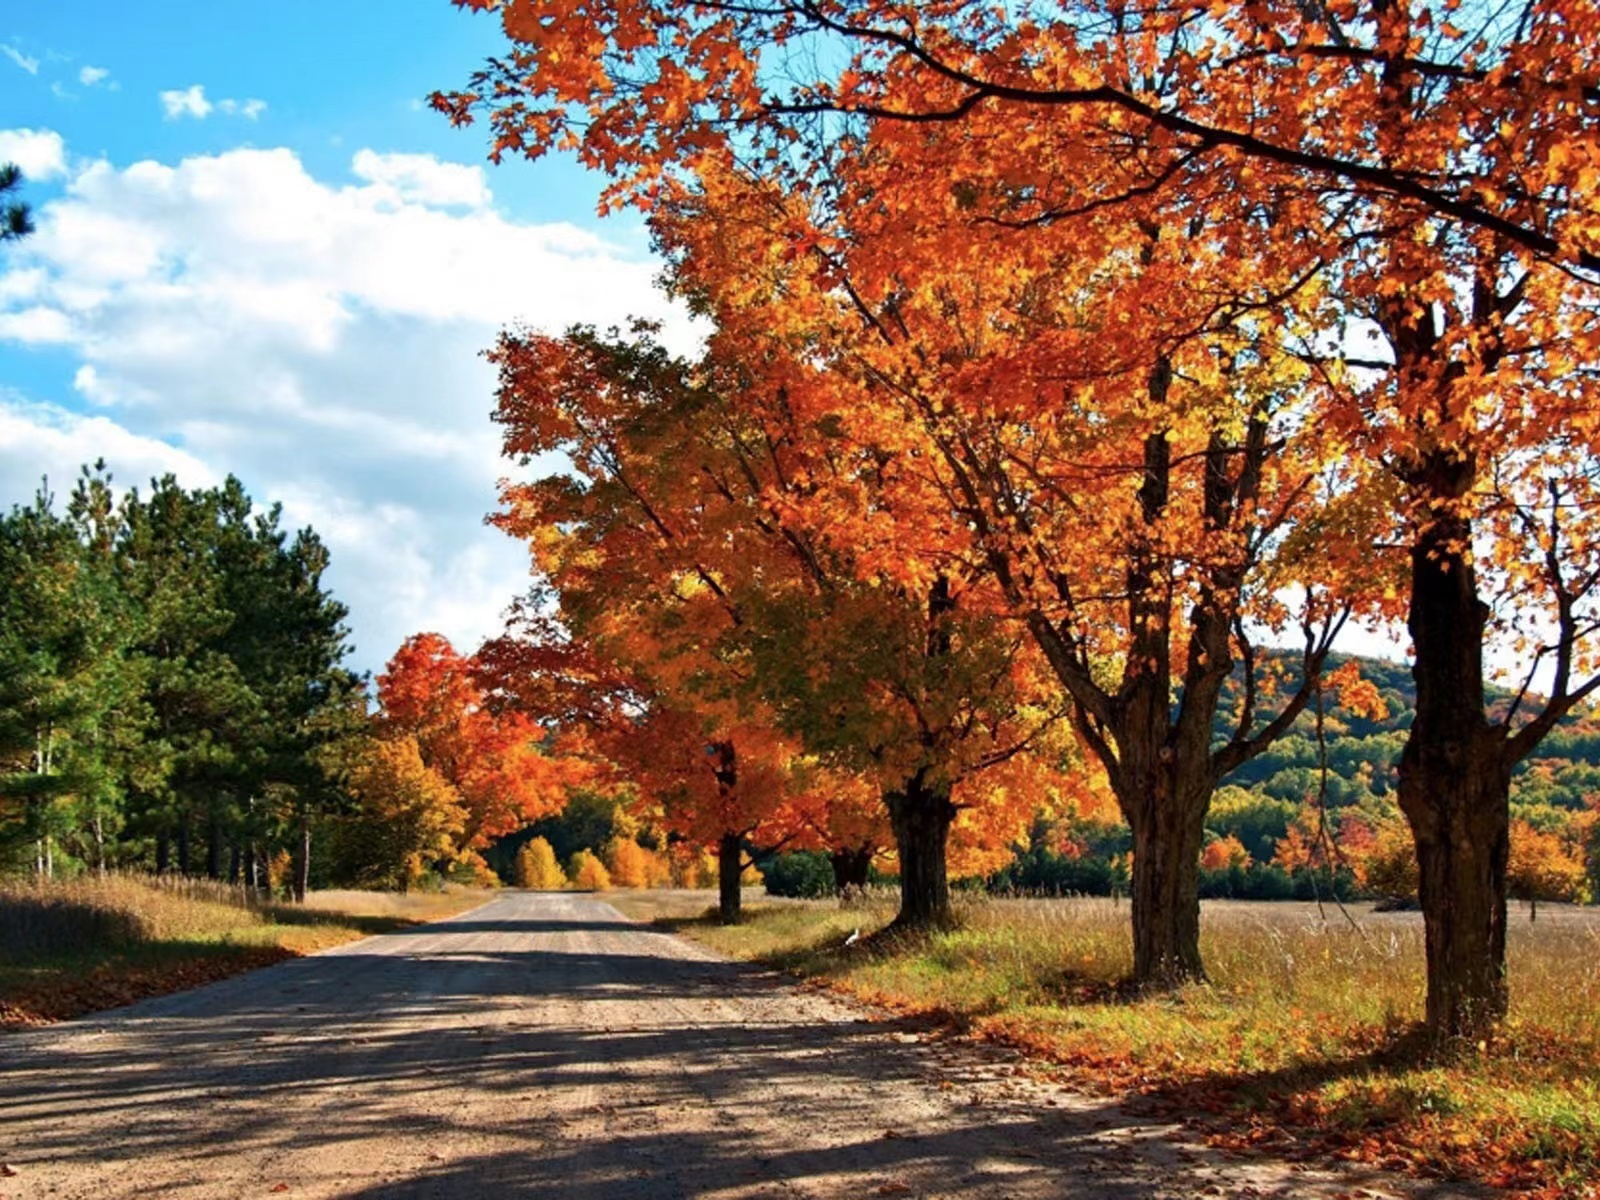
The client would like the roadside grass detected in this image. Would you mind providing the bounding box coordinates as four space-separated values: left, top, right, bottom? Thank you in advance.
0 873 488 1027
611 890 1600 1200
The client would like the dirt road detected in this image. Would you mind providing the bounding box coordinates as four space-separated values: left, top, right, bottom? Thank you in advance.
0 892 1474 1198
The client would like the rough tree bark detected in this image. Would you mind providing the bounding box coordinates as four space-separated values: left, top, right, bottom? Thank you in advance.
1123 769 1212 986
716 831 743 924
1397 477 1511 1042
885 771 957 931
829 843 874 893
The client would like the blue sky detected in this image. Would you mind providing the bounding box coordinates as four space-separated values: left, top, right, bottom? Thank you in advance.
0 2 694 677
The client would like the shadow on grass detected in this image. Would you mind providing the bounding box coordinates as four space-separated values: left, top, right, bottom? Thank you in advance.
2 939 300 1027
255 905 426 937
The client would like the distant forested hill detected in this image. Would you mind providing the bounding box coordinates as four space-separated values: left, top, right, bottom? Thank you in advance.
1205 652 1600 863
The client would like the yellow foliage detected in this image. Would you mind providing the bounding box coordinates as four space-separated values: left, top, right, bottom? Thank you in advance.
1358 821 1420 898
668 846 721 888
1509 819 1590 906
346 735 466 890
266 849 293 896
515 837 567 889
451 851 503 889
568 849 612 891
603 837 669 888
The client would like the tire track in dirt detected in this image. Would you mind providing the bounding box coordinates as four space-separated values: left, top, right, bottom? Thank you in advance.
0 892 1482 1199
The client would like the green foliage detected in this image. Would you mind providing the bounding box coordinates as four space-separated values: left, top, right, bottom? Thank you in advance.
1206 788 1299 865
760 850 836 898
0 463 359 885
1216 652 1600 814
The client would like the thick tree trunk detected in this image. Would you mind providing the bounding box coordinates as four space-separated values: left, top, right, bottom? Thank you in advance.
886 774 956 930
228 843 242 884
829 844 874 893
177 824 191 876
1398 496 1510 1042
1124 776 1209 987
293 815 311 904
156 831 171 875
1401 753 1510 1041
716 831 742 924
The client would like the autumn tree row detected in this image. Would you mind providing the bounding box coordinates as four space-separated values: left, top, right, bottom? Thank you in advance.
438 0 1600 1043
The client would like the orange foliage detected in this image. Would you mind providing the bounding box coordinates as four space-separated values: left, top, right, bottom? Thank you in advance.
603 837 670 889
1508 819 1590 908
377 633 582 849
1200 836 1251 872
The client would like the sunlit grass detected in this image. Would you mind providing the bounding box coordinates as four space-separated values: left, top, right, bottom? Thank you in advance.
619 889 1600 1197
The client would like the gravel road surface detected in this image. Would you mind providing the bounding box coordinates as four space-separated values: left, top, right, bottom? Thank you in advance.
0 891 1478 1198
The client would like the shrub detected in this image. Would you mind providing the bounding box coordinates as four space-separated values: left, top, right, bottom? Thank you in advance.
603 837 669 888
515 837 567 889
567 849 612 891
762 851 837 898
1197 862 1295 900
1359 821 1420 900
668 845 720 888
988 847 1118 896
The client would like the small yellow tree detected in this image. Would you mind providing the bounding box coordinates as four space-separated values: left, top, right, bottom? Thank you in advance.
603 837 670 888
568 849 612 891
1508 819 1590 921
346 735 466 891
515 837 567 890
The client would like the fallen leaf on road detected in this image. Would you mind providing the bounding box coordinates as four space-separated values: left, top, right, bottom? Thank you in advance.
875 1183 913 1196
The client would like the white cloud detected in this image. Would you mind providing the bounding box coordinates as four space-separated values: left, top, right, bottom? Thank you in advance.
217 98 267 120
0 392 217 500
0 131 698 674
0 306 74 344
160 86 267 121
0 129 67 179
78 65 111 88
351 150 490 209
2 45 39 75
159 84 212 119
